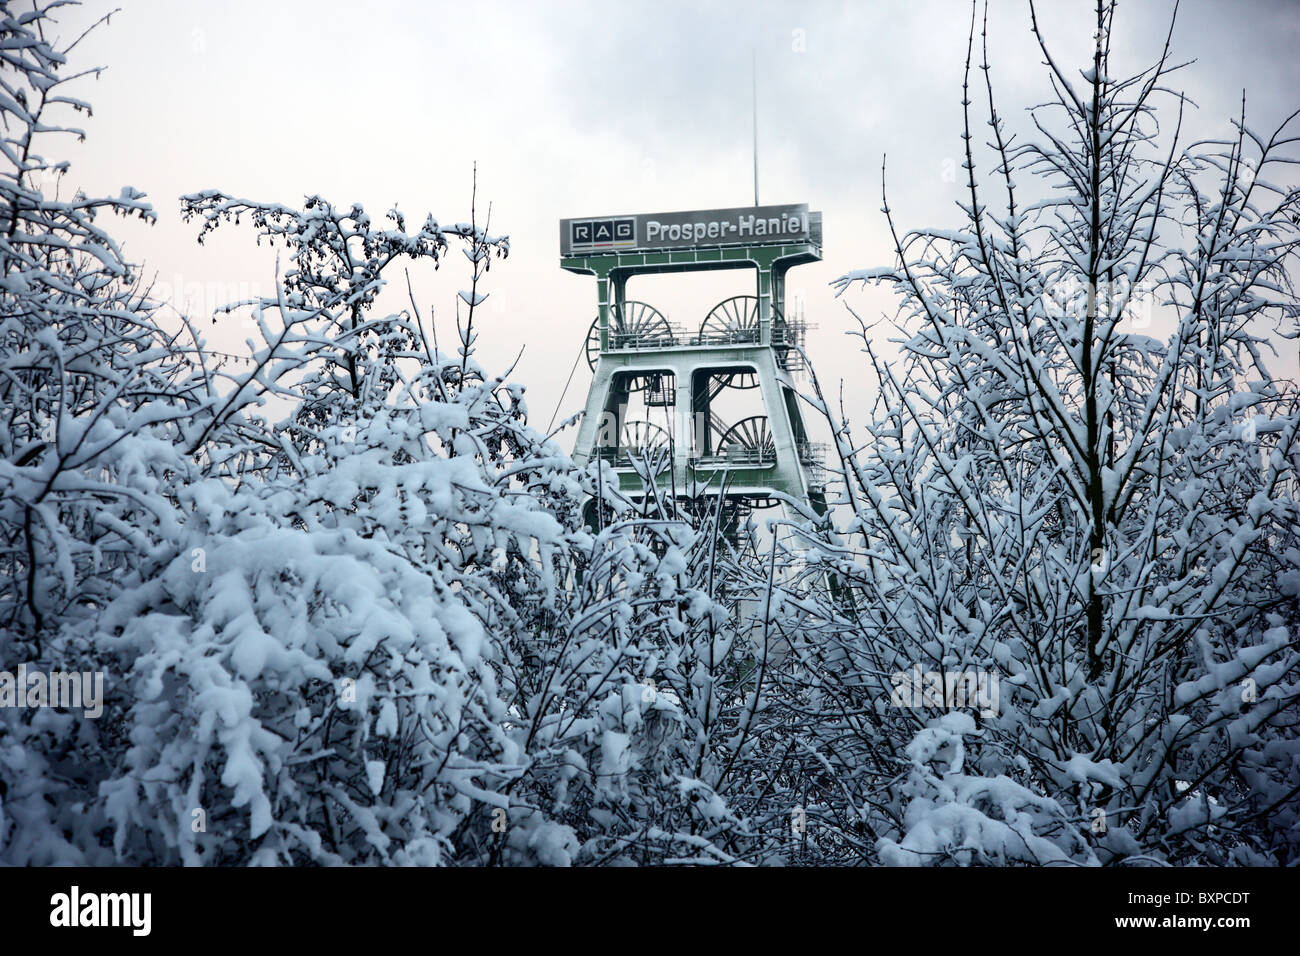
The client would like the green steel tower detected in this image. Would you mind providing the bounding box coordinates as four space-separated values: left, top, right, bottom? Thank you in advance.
561 203 828 534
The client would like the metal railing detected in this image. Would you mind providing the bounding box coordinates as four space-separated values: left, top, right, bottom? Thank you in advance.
598 318 815 353
593 446 669 468
797 440 828 468
695 327 763 347
687 441 827 470
690 444 778 468
595 438 825 469
607 326 685 351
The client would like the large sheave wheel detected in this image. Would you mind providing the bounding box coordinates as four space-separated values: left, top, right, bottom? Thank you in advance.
699 296 786 345
715 415 776 464
585 301 673 370
618 419 669 456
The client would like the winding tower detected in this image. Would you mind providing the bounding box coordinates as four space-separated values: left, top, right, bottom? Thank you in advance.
562 203 828 536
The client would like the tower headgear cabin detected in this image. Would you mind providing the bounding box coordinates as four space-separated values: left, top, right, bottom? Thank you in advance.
561 202 828 539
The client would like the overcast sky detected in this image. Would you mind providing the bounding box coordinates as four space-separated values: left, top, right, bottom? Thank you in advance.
47 0 1300 442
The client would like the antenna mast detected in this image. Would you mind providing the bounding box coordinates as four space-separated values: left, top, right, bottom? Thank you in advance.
752 48 759 206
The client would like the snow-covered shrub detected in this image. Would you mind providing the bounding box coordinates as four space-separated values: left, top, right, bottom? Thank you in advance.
812 1 1300 865
501 489 782 865
0 0 198 863
0 0 758 862
878 714 1097 866
12 0 1291 869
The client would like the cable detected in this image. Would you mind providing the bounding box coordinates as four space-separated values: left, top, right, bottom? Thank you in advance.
546 338 587 434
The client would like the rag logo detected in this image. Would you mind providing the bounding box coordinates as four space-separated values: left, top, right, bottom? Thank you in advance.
571 218 635 250
49 886 151 936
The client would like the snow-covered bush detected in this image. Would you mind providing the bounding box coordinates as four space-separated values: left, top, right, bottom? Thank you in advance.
90 187 612 863
8 0 1290 868
503 488 787 865
878 714 1097 866
811 0 1300 865
0 0 201 863
0 0 777 865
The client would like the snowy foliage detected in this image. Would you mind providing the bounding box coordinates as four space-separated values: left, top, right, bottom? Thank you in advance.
808 0 1300 865
1 1 784 866
2 0 1296 867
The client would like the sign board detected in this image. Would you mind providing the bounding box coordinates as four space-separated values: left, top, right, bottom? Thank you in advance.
560 203 815 256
